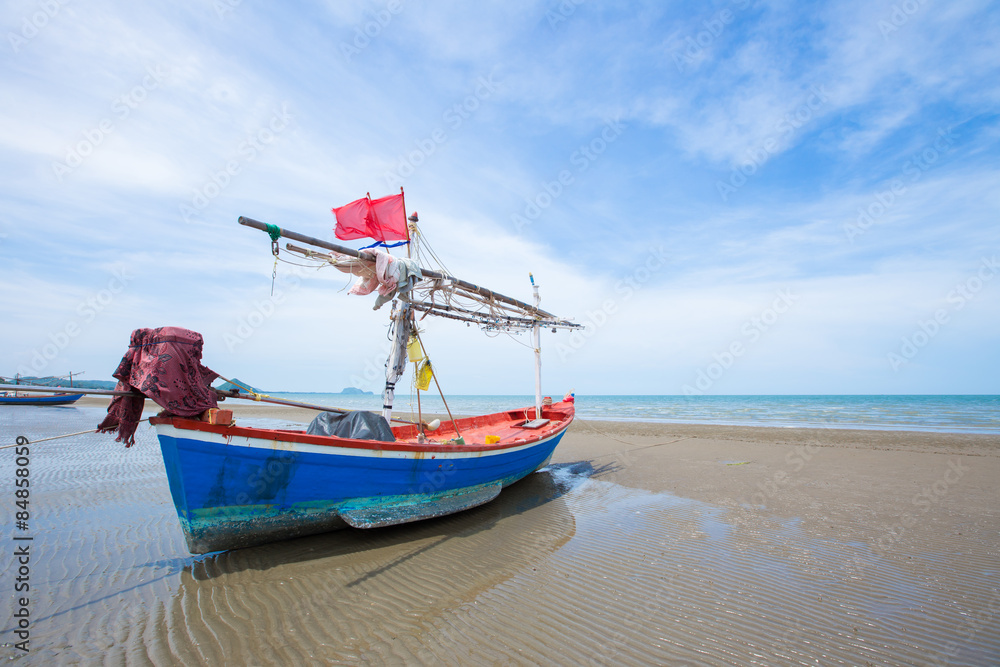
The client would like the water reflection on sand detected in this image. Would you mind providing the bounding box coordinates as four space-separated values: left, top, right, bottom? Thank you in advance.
2 407 998 665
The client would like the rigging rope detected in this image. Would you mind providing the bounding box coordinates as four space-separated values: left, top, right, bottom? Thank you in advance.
216 375 271 402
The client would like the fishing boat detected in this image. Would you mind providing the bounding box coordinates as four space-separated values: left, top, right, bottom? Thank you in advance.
113 192 581 553
0 391 84 406
0 374 84 405
152 400 575 553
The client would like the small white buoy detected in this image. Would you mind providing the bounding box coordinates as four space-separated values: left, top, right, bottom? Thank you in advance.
425 419 441 431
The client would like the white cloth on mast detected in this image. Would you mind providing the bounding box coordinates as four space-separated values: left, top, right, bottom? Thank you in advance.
346 250 422 309
382 303 412 422
347 249 385 296
374 257 422 309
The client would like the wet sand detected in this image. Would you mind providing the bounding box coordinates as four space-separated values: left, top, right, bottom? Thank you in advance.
2 398 998 665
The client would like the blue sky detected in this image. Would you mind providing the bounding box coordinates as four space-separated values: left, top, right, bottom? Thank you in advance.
1 0 997 395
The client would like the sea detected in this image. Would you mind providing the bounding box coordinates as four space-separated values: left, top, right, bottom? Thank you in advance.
268 393 1000 435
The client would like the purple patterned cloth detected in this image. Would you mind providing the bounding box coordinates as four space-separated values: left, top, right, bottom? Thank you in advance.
98 327 219 446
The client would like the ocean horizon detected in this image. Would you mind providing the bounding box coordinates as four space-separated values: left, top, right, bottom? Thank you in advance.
260 393 1000 435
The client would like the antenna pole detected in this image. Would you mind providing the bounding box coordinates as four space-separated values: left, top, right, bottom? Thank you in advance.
530 274 542 420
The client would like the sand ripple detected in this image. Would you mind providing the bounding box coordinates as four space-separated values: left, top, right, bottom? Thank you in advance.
1 408 997 665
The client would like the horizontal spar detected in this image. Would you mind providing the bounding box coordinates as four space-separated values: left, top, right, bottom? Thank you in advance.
409 301 580 330
214 389 429 426
0 383 133 397
238 216 572 322
0 384 432 428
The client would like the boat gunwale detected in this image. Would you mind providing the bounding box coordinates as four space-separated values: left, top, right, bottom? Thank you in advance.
149 402 575 454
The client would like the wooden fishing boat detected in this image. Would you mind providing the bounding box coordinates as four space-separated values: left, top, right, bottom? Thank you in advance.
150 402 574 553
0 391 83 406
136 192 581 553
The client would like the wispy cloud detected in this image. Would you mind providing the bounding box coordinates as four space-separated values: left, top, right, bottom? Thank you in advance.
0 0 997 393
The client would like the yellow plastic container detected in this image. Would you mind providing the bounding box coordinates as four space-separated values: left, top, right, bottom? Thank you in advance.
407 336 424 362
485 435 500 444
416 360 433 391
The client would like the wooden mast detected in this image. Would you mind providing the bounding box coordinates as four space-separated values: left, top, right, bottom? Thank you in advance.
530 273 542 420
239 213 580 428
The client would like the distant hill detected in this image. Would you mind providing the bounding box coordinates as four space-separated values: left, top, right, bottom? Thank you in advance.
340 387 373 395
1 376 117 390
214 378 263 394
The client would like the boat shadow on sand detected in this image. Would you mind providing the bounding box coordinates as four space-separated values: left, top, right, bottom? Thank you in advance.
180 460 598 583
150 462 603 663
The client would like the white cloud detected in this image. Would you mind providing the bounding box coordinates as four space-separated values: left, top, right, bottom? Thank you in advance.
0 0 996 395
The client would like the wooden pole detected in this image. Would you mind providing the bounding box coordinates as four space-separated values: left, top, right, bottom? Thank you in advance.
0 383 134 397
214 389 424 426
412 330 462 441
0 383 423 426
530 273 542 420
400 186 411 259
415 374 424 438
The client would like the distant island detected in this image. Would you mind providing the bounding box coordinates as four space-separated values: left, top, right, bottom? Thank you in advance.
339 387 374 395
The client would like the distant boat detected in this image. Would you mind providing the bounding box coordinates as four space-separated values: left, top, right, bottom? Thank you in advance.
0 373 85 405
141 193 581 553
0 392 84 406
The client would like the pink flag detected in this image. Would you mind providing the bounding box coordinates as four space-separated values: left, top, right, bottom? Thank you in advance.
332 193 408 242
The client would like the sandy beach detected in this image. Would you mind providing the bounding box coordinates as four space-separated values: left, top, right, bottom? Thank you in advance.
4 398 998 664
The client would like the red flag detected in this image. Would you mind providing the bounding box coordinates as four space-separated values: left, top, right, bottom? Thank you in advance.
331 197 373 240
332 193 407 243
368 194 407 240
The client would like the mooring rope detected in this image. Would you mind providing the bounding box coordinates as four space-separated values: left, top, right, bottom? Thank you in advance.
2 419 151 450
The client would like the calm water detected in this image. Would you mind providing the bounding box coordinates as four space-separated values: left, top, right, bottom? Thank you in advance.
266 394 1000 435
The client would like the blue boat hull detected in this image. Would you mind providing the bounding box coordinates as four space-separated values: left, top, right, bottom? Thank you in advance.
155 419 568 553
0 393 84 405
